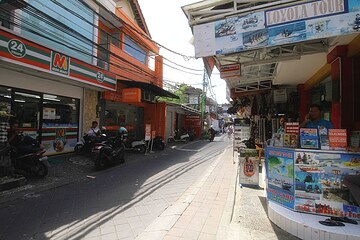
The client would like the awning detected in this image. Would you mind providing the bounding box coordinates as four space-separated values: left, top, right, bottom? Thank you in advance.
120 80 179 99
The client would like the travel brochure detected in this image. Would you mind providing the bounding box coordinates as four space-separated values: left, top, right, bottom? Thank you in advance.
266 147 360 220
300 128 319 149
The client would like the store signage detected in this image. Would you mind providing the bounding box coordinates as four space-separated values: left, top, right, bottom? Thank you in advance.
7 39 26 58
96 71 105 83
103 91 122 102
285 122 299 134
51 51 70 75
265 0 347 27
193 0 358 57
0 29 117 91
188 95 199 104
219 64 241 79
328 129 347 149
122 88 141 103
273 89 287 103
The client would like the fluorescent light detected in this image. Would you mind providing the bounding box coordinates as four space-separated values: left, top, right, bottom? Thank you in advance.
43 98 60 102
15 92 40 99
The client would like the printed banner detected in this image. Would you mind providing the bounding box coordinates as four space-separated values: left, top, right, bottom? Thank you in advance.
266 148 295 209
193 0 360 57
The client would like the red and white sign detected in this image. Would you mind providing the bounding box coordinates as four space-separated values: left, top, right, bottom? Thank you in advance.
220 64 241 79
145 124 151 141
285 122 299 134
329 129 347 149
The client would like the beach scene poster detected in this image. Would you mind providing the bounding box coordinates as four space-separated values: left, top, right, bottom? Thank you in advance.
266 148 295 209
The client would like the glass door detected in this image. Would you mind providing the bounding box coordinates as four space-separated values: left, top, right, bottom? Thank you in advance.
12 90 41 140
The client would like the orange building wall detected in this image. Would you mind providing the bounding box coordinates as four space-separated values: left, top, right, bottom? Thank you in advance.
143 102 167 139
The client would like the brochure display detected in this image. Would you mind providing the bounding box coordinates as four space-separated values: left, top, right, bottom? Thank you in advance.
233 118 250 150
266 146 360 220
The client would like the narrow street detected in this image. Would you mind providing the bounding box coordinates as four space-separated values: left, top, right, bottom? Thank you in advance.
0 136 231 240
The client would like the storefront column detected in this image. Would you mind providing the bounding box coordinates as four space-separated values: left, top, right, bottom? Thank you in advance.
327 46 350 129
83 89 99 134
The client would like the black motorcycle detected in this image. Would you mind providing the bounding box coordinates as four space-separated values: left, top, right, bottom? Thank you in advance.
92 135 125 170
0 135 49 178
74 133 107 155
152 136 165 150
208 129 215 142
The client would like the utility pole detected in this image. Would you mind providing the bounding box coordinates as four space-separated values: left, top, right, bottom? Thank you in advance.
201 69 207 135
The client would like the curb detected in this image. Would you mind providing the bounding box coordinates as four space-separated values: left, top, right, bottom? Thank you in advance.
216 151 239 240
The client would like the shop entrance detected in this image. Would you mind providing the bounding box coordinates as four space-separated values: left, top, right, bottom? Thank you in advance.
13 90 41 140
0 85 80 155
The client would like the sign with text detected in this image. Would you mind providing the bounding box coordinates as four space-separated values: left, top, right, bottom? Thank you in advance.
145 124 151 141
329 129 347 149
193 0 359 57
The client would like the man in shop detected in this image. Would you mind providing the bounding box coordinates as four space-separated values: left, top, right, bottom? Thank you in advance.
299 104 333 129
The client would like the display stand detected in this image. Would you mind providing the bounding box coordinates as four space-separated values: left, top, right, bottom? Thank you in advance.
233 118 250 157
265 146 360 239
238 149 260 188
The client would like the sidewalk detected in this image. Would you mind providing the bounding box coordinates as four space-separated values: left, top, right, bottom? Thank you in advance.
136 142 237 240
137 138 298 240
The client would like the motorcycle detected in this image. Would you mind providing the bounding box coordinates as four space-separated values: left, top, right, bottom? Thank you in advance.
208 132 215 142
123 138 147 153
0 135 49 178
167 129 190 143
74 133 107 155
152 136 165 150
92 134 126 170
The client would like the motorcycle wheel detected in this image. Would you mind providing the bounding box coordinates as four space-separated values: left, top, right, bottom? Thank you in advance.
35 162 48 178
74 144 83 155
95 153 106 170
167 138 174 143
156 142 165 150
139 145 146 154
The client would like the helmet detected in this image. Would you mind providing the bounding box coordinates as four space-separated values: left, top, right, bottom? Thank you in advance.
119 127 128 134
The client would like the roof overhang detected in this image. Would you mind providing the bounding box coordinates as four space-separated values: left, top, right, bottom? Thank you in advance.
182 0 360 100
120 80 179 99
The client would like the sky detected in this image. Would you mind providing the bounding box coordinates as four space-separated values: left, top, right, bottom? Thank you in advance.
137 0 229 104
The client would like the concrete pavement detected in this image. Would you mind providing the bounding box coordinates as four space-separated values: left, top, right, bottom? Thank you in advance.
0 136 298 240
136 135 298 240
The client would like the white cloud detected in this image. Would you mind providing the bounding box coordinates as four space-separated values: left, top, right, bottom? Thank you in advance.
138 0 229 104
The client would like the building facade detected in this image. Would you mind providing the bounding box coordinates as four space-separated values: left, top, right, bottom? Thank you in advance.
0 0 175 155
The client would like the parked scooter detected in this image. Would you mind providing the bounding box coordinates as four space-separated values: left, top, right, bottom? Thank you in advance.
74 132 107 155
167 129 190 143
0 134 49 178
92 134 126 170
152 136 165 150
123 138 147 153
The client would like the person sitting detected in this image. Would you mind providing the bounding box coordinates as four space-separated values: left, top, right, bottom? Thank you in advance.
8 120 41 154
208 125 216 136
277 116 286 134
87 121 101 137
299 104 334 129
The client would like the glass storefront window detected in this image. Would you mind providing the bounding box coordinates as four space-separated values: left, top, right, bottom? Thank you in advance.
0 86 11 113
13 91 41 140
42 94 79 154
0 85 80 155
103 102 143 139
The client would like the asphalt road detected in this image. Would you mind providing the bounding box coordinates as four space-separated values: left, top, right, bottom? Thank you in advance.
0 138 230 240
